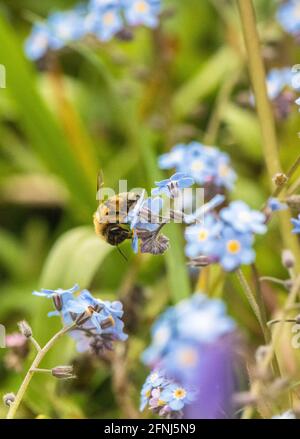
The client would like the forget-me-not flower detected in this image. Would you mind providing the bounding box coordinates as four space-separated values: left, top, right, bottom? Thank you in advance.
152 173 194 198
277 0 300 36
220 201 267 235
215 226 255 272
123 0 161 28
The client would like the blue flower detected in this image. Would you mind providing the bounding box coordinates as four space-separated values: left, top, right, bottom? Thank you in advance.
277 0 300 36
159 341 200 381
158 144 186 170
291 214 300 233
185 214 221 258
267 197 288 212
33 284 79 317
152 173 194 198
214 152 237 190
47 10 86 49
140 370 168 411
123 0 161 28
25 23 58 60
215 226 255 271
141 307 176 366
220 201 267 235
266 68 293 100
157 142 236 191
34 286 128 351
89 0 121 10
142 293 236 367
160 383 196 411
175 294 236 343
84 7 123 41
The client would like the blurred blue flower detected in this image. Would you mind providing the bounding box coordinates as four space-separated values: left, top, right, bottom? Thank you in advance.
159 341 200 381
123 0 161 28
141 307 177 366
185 214 221 258
157 142 236 190
266 68 293 100
267 197 288 212
158 144 186 170
89 0 121 10
220 201 267 235
47 10 86 48
152 173 194 198
184 335 238 419
25 23 58 60
291 214 300 233
142 293 235 367
175 294 236 344
215 226 255 271
277 0 300 36
85 7 123 41
214 152 237 190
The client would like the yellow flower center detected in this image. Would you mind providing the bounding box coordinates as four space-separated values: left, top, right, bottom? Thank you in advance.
173 388 186 400
178 348 198 366
135 1 149 13
146 389 151 398
191 160 204 172
227 239 241 254
158 399 166 406
198 229 208 241
103 12 115 25
219 164 229 177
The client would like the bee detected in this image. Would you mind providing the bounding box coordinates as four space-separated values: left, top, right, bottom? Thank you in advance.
93 173 141 247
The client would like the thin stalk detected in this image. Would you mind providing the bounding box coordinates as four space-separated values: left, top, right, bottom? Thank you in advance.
29 336 41 352
237 0 300 266
242 274 300 419
6 324 75 419
236 268 268 343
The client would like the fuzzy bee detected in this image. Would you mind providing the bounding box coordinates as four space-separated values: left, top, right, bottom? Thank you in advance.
93 173 170 255
93 173 141 247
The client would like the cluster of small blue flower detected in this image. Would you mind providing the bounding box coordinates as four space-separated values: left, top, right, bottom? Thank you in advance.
33 284 127 354
140 293 237 418
185 201 267 272
25 0 161 60
140 370 196 418
158 142 237 191
155 141 289 271
277 0 300 37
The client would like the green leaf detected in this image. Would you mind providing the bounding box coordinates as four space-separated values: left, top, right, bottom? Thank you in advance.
223 103 262 161
0 16 95 217
172 46 240 119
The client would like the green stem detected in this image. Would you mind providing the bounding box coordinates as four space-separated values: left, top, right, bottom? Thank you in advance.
6 324 75 419
237 0 280 177
237 0 300 269
236 268 268 343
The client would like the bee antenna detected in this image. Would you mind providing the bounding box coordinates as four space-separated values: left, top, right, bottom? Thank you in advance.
117 245 128 262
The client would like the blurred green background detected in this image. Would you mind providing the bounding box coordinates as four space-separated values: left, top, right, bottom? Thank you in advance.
0 0 300 418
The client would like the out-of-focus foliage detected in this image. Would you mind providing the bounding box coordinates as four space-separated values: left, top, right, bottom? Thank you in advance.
0 0 300 419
